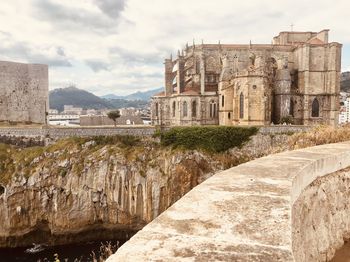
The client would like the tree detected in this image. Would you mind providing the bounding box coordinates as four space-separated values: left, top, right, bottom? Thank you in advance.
107 110 121 127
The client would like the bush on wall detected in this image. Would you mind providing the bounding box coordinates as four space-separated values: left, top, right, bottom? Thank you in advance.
158 126 258 153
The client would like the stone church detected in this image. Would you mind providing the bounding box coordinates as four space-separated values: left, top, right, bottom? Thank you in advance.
151 30 342 126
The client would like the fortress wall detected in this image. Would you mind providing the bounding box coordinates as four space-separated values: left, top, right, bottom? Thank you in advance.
0 61 48 124
107 141 350 262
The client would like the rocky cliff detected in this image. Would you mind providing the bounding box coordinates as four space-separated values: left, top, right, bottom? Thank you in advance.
0 134 288 248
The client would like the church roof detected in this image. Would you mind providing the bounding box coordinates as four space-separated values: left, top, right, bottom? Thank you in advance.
154 91 165 97
307 37 325 45
179 90 200 95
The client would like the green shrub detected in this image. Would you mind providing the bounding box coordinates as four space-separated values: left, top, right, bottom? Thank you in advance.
94 135 140 147
159 126 258 152
280 115 294 125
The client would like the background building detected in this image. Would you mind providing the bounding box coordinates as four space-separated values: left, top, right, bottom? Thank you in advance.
151 30 342 126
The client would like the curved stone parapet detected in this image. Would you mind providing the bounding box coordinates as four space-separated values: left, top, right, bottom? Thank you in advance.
107 141 350 262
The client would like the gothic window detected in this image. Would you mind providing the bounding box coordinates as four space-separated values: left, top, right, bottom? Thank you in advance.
172 101 176 117
155 102 159 117
239 93 244 119
222 95 224 107
206 56 217 72
228 112 231 119
118 177 122 206
183 101 188 117
209 100 217 118
270 57 278 78
290 98 294 116
311 98 320 117
192 100 197 117
196 59 200 74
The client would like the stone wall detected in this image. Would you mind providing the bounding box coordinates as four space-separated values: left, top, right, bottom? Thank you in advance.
0 127 155 139
0 125 310 140
107 141 350 262
80 115 144 126
293 167 350 261
0 61 48 124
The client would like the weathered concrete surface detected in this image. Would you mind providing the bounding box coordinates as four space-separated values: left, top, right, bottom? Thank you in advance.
107 141 350 262
0 61 48 124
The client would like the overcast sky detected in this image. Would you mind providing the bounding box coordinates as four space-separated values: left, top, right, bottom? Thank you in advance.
0 0 349 96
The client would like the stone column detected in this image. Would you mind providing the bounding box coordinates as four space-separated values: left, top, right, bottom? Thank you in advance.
176 55 185 95
164 58 173 96
274 66 291 123
200 54 206 95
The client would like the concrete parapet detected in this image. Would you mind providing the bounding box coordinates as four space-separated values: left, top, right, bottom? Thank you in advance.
107 141 350 262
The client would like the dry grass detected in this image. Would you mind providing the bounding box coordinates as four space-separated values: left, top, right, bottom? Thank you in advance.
288 125 350 150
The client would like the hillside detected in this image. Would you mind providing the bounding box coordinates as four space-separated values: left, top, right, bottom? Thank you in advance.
49 86 111 111
49 87 149 112
101 87 163 101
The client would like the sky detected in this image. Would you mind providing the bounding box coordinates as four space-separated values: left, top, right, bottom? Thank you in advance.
0 0 349 96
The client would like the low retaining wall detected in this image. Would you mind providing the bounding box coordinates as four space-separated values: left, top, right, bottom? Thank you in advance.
0 126 155 138
107 141 350 262
0 125 311 140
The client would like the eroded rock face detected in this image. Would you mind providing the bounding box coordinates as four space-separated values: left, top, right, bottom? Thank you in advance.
0 144 225 247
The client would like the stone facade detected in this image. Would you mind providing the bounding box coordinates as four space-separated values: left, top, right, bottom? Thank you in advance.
151 30 342 126
0 61 48 124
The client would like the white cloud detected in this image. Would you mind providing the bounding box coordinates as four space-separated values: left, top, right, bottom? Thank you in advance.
0 0 349 96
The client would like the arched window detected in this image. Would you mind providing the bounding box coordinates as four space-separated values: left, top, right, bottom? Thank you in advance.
289 98 294 116
183 101 188 117
239 93 244 119
172 101 176 117
118 177 122 206
192 100 197 117
311 98 319 117
228 112 231 119
209 100 217 118
222 95 224 107
155 102 159 117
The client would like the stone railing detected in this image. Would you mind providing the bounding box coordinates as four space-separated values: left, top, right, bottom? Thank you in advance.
107 141 350 262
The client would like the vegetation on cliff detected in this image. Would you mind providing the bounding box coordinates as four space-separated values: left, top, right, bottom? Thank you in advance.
288 125 350 149
157 126 259 152
0 135 144 185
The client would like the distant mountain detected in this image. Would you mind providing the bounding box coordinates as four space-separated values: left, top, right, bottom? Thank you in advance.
49 86 150 112
101 94 124 100
101 87 163 101
341 72 350 93
50 86 111 112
